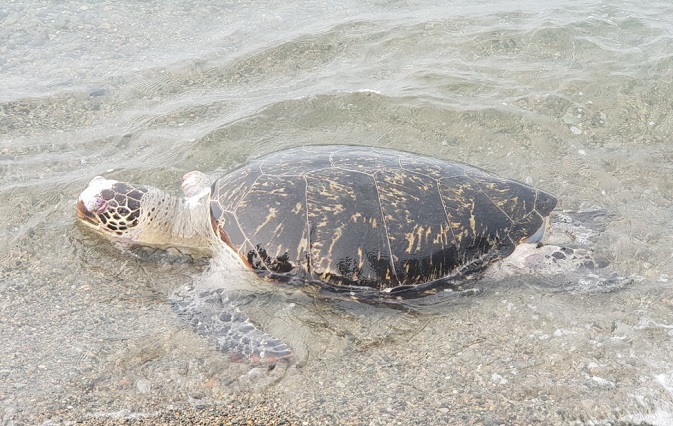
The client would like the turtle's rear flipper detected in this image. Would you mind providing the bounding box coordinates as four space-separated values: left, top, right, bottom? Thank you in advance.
548 208 612 247
172 288 291 363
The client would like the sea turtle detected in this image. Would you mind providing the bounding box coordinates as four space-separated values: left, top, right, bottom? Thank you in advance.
76 145 603 362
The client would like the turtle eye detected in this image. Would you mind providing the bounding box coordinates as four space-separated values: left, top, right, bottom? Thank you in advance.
87 196 108 214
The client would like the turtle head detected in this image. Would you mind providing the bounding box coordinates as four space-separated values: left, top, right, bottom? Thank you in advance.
77 175 213 253
77 176 150 243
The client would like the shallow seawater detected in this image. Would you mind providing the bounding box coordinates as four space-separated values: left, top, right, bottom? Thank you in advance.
1 0 673 424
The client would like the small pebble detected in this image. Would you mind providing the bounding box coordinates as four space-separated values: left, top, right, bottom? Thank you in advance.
137 379 151 393
89 88 106 97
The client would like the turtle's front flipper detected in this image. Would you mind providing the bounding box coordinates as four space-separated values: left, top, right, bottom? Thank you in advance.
172 288 291 363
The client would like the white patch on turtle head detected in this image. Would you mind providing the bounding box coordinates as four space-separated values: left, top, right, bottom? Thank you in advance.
77 176 118 230
79 176 117 212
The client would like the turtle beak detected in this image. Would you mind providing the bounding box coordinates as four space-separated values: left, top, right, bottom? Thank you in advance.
76 199 99 225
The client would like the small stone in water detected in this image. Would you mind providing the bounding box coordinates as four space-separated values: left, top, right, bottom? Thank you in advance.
137 379 151 393
89 88 106 97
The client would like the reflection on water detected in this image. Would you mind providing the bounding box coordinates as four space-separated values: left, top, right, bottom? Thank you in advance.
1 0 673 424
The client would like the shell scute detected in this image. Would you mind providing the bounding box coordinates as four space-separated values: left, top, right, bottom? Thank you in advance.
304 168 394 288
375 169 458 284
464 173 539 221
438 175 515 255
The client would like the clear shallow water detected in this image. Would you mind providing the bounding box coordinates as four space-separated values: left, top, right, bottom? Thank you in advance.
1 0 673 424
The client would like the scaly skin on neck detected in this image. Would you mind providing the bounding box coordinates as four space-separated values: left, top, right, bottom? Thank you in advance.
133 187 215 256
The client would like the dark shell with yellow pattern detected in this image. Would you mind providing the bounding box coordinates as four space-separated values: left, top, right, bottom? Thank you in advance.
209 145 556 298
